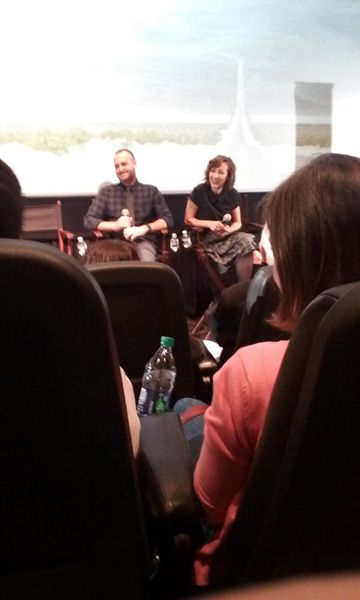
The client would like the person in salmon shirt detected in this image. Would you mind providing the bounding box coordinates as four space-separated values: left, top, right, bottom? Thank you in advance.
176 153 360 586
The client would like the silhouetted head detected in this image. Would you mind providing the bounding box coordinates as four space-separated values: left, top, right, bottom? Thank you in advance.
84 239 139 264
0 159 22 238
263 153 360 331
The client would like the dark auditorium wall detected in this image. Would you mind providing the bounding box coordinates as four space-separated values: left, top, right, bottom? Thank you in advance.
23 192 266 234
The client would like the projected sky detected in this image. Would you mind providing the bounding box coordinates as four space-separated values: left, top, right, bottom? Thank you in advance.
1 0 360 194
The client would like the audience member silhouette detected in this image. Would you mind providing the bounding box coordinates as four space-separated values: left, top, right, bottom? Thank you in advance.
84 239 139 264
0 159 22 238
83 237 140 455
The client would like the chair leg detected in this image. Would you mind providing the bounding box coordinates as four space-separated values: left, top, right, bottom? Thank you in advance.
197 252 226 292
191 300 218 339
191 312 208 336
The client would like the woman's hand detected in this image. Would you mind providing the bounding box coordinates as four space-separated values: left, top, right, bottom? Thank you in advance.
208 220 226 234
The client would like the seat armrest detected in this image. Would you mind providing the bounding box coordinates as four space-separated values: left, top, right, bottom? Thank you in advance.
243 220 263 231
242 221 263 239
139 412 198 521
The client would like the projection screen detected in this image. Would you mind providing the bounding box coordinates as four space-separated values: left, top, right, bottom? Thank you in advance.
1 0 360 195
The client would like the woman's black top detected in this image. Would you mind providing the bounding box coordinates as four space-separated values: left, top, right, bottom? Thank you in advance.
190 183 240 221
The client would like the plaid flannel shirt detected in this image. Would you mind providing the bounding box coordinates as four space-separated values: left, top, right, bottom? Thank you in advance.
83 181 173 237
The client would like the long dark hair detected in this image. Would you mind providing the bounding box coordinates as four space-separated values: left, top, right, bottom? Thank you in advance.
263 153 360 332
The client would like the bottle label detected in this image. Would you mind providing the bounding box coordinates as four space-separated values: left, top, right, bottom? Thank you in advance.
137 365 176 415
137 386 156 415
137 389 172 415
155 393 166 414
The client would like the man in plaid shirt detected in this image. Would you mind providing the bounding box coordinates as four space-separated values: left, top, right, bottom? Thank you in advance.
83 148 173 260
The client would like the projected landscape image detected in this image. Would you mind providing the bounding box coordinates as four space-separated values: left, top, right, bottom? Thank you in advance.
1 0 360 194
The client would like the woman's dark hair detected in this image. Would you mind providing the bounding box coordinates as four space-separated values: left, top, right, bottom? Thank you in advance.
204 155 236 189
0 159 22 239
84 239 139 264
263 153 360 332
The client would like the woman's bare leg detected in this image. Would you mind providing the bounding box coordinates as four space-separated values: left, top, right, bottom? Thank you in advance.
235 252 254 282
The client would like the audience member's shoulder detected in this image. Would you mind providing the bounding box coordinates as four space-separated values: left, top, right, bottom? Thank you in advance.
223 339 289 374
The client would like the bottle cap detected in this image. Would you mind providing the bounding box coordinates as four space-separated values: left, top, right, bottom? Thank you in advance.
160 336 175 348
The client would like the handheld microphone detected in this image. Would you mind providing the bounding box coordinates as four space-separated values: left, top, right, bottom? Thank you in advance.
222 213 232 225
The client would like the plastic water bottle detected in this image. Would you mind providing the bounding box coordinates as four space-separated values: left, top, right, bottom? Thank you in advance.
169 232 180 252
181 229 192 249
76 236 88 258
137 336 176 415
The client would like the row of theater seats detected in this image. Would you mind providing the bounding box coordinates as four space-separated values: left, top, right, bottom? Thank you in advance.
3 238 360 599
